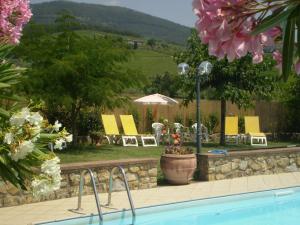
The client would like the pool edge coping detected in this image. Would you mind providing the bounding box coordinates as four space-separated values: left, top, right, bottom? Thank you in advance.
34 184 300 225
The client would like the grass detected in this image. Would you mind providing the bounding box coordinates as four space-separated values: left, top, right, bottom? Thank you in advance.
78 30 179 78
126 49 178 77
56 145 164 164
56 141 299 164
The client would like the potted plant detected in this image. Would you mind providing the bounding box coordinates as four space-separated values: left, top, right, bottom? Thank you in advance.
160 134 197 185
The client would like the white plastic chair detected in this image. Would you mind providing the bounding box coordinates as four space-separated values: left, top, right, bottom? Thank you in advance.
191 123 209 143
152 123 164 146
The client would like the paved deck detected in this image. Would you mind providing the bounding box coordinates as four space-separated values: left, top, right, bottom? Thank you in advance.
1 172 300 225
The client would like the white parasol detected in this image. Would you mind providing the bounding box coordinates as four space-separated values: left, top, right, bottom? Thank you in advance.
134 93 178 105
134 94 178 130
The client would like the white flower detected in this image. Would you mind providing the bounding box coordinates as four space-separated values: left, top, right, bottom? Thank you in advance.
54 138 65 150
10 140 34 161
65 134 73 143
53 120 62 132
32 157 62 197
51 176 61 191
4 133 14 144
30 126 41 142
31 175 61 197
9 107 30 127
31 178 49 196
41 157 61 176
27 112 43 126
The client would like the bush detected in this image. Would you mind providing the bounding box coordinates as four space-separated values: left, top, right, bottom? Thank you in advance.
203 113 219 134
174 114 183 124
143 72 181 98
185 113 195 129
77 110 102 136
145 108 154 133
283 76 300 132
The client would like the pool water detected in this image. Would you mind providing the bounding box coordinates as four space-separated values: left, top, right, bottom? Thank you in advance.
38 187 300 225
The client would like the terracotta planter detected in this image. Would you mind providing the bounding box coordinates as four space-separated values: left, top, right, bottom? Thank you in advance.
160 154 197 185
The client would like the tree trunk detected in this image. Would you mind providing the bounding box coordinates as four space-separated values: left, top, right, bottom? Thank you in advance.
220 99 226 146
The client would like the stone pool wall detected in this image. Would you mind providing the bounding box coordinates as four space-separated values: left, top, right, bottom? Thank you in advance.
0 158 158 207
198 147 300 181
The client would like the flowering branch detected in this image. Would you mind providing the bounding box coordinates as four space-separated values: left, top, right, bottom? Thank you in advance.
193 0 300 77
0 0 32 44
1 107 72 196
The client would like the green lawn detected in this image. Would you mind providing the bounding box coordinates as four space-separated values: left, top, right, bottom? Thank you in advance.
77 30 179 78
56 141 299 164
127 49 177 77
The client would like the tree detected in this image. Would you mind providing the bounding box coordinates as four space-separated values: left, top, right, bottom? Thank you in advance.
15 13 142 145
144 72 181 98
175 30 277 145
147 38 156 49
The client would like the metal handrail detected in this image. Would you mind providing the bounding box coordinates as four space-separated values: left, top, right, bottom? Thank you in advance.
76 169 103 223
107 166 136 217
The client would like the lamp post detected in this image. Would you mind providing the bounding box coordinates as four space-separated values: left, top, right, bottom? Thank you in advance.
178 61 212 156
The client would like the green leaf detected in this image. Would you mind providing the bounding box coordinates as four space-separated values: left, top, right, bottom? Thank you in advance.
0 108 10 118
0 94 24 101
0 82 11 88
0 73 21 82
252 6 296 35
282 17 296 80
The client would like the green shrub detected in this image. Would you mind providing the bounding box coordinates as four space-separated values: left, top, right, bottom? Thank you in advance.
174 114 183 124
77 110 102 136
145 108 154 132
203 113 219 134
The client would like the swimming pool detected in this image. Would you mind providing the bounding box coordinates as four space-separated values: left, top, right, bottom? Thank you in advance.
37 187 300 225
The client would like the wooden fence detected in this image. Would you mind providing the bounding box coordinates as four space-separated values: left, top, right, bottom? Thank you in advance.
107 99 287 134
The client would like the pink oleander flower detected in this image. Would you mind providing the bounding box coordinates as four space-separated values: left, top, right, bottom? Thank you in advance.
0 0 32 44
273 51 282 62
193 0 280 64
273 50 282 72
295 60 300 76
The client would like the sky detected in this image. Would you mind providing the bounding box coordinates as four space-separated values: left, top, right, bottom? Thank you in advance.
30 0 196 27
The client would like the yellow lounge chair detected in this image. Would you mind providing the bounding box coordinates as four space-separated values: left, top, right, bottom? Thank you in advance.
225 116 239 144
120 115 157 147
244 116 267 146
101 115 121 144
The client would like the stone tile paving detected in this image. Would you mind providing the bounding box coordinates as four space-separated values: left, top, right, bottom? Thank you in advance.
1 172 300 225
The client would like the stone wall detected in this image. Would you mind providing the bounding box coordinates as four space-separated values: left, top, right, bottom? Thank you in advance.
0 158 158 207
198 147 300 181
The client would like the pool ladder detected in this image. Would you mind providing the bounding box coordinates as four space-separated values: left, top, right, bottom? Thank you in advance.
76 166 136 223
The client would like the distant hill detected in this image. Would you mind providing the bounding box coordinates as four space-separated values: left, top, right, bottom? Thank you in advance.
30 1 191 45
